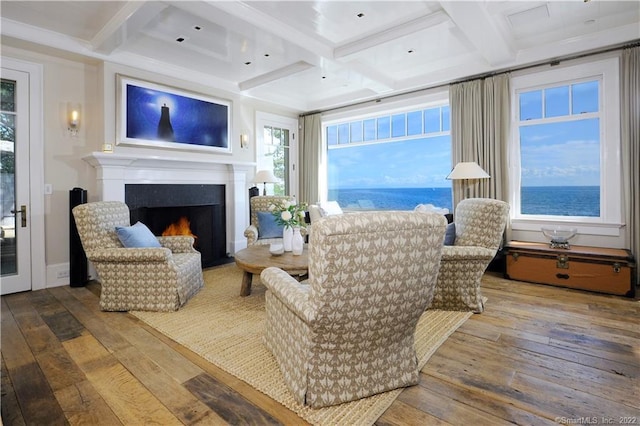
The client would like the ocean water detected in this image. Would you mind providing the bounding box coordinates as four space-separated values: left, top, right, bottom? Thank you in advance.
521 186 600 217
328 186 600 217
328 187 453 211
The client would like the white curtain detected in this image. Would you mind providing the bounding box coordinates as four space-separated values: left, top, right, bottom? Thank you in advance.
449 74 510 208
298 113 322 205
621 46 640 287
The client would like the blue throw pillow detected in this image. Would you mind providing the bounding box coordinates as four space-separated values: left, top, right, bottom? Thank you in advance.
115 221 161 248
444 222 456 246
258 211 284 239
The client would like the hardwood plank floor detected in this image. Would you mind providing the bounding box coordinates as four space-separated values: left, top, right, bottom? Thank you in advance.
2 270 639 425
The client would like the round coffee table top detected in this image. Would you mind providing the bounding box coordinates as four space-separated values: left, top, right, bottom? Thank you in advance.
234 244 309 276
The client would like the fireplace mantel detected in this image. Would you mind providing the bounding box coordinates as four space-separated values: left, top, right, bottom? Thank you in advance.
83 152 254 172
83 151 255 254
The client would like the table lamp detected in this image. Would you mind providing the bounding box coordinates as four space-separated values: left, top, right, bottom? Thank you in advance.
254 169 279 195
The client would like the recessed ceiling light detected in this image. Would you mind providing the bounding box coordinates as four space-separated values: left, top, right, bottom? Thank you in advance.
244 61 252 65
176 37 185 43
264 53 270 57
194 26 202 31
322 76 326 79
356 13 364 18
408 49 414 54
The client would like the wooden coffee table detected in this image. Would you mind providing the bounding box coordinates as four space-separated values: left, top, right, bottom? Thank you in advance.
234 245 309 296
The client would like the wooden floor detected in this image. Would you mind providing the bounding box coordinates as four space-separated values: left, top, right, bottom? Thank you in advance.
2 270 639 425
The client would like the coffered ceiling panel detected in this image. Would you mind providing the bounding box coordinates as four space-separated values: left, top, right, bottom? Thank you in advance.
1 1 638 113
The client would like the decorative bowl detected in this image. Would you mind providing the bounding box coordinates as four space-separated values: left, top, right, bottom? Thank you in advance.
269 243 284 256
541 226 577 248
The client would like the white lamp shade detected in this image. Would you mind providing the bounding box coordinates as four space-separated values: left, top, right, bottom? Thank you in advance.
254 169 279 184
446 162 490 180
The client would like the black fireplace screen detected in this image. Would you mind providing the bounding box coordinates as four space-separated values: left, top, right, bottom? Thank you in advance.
125 184 226 268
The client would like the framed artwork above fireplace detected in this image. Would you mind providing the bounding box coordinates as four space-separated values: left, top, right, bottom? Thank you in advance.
116 75 231 153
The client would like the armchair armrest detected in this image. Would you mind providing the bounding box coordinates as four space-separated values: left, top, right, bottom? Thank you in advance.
244 225 258 245
87 247 172 262
441 246 496 262
157 236 197 253
261 267 314 323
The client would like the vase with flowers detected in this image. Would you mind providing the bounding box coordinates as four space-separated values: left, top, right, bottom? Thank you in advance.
269 199 307 252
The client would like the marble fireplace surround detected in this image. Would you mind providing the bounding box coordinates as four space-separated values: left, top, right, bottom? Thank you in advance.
83 152 254 255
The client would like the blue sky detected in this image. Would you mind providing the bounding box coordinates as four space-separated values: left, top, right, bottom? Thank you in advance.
328 136 451 189
519 80 600 187
520 119 600 187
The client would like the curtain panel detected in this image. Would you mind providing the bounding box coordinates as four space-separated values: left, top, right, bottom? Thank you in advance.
621 46 640 287
298 113 322 205
449 74 510 208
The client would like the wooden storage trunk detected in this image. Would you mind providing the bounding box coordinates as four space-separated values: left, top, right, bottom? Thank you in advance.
505 241 636 297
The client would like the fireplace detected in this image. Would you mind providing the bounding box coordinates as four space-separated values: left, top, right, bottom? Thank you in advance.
125 184 227 268
83 151 253 255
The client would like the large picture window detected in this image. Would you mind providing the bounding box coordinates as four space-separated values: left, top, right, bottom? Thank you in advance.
510 58 622 236
324 100 452 211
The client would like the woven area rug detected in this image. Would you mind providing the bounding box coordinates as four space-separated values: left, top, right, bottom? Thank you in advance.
132 264 473 426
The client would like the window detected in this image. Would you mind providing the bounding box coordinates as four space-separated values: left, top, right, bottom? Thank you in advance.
518 80 601 217
510 58 622 236
256 112 298 198
262 125 290 195
324 99 452 211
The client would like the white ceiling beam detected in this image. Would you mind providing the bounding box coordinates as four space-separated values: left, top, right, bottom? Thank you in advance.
440 1 515 67
334 11 450 59
339 60 396 93
239 61 315 91
515 23 640 65
91 1 169 54
200 0 335 59
1 18 95 56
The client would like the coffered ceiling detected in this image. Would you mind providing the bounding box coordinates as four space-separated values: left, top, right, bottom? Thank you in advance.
2 1 638 112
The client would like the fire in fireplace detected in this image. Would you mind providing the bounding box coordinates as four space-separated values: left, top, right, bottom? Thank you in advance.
125 184 227 268
162 217 197 241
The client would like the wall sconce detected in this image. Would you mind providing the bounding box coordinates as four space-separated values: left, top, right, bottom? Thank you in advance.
67 102 81 136
240 133 249 149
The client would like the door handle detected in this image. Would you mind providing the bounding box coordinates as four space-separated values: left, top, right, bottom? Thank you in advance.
10 205 27 227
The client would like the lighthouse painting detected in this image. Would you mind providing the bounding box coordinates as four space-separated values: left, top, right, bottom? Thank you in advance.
117 75 231 153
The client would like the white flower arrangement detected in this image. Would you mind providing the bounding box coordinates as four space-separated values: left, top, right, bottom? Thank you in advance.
269 199 307 229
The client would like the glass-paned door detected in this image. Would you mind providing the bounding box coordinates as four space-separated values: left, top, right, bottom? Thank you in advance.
1 79 17 275
263 125 290 195
256 112 298 200
1 68 31 294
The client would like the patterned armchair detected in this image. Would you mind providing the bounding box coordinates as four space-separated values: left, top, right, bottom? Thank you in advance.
72 201 203 312
260 211 447 408
244 195 294 246
431 198 510 313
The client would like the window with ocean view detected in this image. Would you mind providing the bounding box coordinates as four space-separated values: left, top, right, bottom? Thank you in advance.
325 103 452 211
518 80 601 217
510 57 622 229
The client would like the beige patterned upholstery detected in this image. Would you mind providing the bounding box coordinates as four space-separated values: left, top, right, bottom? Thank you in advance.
260 211 447 408
244 195 294 246
72 201 204 312
431 198 510 313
